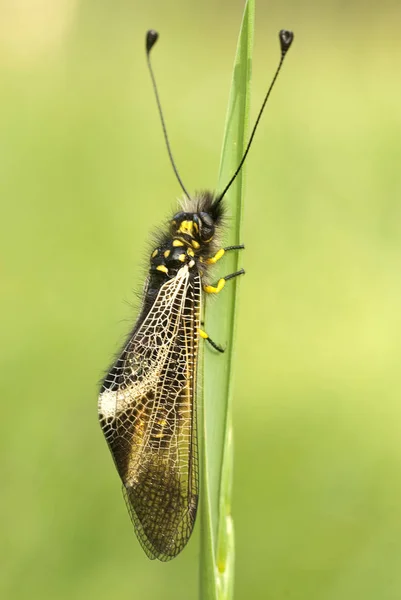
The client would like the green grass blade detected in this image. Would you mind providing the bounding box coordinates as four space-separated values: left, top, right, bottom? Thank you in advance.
199 1 254 598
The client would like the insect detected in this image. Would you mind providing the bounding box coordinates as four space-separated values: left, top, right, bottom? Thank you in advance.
98 28 293 561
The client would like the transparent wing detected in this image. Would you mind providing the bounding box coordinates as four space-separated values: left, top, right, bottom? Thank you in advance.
98 265 201 560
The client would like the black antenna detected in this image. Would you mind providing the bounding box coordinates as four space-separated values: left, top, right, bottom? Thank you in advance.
146 30 191 200
217 29 294 204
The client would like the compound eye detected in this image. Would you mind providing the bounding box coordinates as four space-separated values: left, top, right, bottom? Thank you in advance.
199 212 213 228
199 212 215 241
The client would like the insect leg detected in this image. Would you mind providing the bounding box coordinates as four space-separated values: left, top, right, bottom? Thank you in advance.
203 268 245 294
205 244 245 265
199 329 225 353
224 244 245 252
201 266 244 349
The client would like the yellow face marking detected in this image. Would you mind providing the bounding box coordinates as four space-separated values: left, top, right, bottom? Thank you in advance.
193 221 199 233
178 220 194 236
151 249 158 258
204 278 226 294
178 254 186 262
156 265 169 274
206 248 225 265
172 239 184 247
187 248 195 257
164 249 171 258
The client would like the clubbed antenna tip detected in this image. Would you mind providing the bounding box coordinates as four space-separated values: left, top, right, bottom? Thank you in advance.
146 30 159 53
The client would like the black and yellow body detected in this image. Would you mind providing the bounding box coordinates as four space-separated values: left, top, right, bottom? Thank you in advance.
98 192 244 561
97 26 293 562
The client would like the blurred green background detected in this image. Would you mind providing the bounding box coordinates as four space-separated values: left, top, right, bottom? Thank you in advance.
1 0 401 598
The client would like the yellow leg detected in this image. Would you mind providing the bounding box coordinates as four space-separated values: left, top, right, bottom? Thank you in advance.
199 329 224 352
202 244 244 265
204 268 244 295
206 248 225 265
203 278 226 294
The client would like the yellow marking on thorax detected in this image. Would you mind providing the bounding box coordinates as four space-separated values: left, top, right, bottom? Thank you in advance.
173 236 200 251
164 249 171 258
156 265 169 274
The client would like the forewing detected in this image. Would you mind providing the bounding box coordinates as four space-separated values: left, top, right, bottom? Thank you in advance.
98 266 201 560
